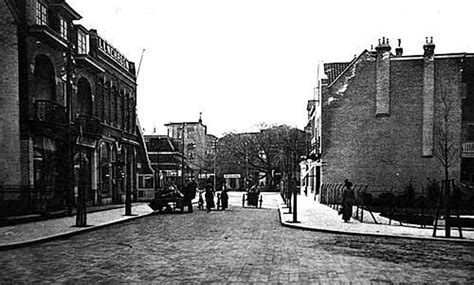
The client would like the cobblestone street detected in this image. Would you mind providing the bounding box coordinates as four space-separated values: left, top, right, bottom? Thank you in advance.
0 193 473 283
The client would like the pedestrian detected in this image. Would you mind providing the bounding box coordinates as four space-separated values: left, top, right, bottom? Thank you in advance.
205 184 215 213
341 179 355 222
198 191 204 210
185 179 197 213
221 184 229 210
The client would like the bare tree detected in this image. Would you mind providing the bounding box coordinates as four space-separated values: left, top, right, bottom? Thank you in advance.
433 85 460 238
217 124 307 190
434 86 458 182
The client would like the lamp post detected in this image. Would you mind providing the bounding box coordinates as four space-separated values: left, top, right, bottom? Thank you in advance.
213 139 219 192
244 142 249 191
180 123 185 192
122 156 132 216
75 147 87 226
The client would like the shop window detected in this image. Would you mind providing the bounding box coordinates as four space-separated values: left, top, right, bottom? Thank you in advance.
144 176 154 188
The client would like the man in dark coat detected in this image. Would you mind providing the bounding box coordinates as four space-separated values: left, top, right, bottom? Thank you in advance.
220 184 229 210
205 184 214 213
185 179 197 213
341 179 355 222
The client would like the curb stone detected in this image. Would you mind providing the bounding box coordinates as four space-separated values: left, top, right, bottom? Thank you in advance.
277 208 474 245
0 211 156 251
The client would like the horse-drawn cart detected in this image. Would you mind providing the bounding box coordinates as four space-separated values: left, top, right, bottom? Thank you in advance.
149 188 190 213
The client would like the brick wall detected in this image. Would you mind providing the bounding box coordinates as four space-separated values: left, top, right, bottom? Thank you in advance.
0 1 22 185
321 53 463 195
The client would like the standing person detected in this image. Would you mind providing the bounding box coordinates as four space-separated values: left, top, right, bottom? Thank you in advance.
185 179 197 213
341 179 355 222
221 184 229 210
205 183 215 213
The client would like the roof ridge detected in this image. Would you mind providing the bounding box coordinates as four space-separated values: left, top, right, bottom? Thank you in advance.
327 50 369 88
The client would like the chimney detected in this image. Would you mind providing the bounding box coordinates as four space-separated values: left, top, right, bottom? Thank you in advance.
375 36 391 54
395 39 403 56
423 36 435 58
375 37 391 117
422 36 435 157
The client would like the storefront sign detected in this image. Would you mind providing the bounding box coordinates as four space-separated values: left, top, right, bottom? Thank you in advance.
224 174 241 179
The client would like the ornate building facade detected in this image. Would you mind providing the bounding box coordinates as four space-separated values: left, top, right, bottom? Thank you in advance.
1 0 141 216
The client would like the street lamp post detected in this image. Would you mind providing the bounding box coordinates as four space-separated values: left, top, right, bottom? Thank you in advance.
123 158 132 216
245 142 249 191
213 139 219 192
181 123 185 192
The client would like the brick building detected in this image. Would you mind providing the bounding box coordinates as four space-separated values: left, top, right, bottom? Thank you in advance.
0 0 22 186
0 0 142 216
305 38 474 199
165 116 217 181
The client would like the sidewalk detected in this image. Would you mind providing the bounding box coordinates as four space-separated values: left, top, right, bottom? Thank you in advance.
279 194 474 243
0 203 154 250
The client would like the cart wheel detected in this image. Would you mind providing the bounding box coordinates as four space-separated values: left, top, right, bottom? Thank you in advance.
242 194 245 208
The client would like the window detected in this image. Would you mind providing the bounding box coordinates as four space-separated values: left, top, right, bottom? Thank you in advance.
144 176 153 188
35 1 48 26
59 18 68 40
77 31 88 54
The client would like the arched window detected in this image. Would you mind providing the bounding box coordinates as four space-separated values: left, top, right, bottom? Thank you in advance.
117 90 123 129
95 81 103 119
104 83 110 123
34 55 56 101
76 77 92 117
111 86 117 125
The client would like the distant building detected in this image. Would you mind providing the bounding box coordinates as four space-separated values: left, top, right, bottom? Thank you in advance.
136 121 155 201
144 134 188 189
0 0 143 216
306 37 474 200
300 99 321 199
164 115 217 181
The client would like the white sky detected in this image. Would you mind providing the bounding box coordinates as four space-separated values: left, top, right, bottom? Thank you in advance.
68 0 474 137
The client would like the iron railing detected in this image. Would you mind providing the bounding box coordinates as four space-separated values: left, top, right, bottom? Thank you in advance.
0 185 66 217
33 99 66 124
76 115 103 137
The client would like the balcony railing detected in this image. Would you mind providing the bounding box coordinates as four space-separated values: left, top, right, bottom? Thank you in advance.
33 100 66 124
76 115 103 138
462 142 474 158
462 121 474 142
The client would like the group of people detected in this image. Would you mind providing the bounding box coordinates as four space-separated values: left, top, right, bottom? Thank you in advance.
161 180 229 213
198 183 229 213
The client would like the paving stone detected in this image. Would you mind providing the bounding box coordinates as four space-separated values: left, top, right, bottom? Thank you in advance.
0 193 472 283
